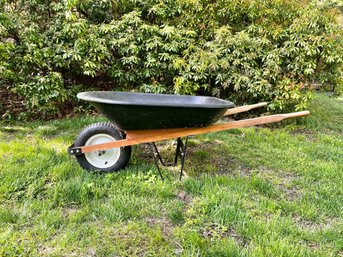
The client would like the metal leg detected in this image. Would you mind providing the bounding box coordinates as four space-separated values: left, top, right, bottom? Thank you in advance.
152 138 182 167
148 143 164 180
179 137 189 180
174 138 182 165
152 142 168 166
148 137 189 180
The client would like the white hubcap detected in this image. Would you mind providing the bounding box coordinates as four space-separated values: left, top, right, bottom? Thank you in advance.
84 134 120 169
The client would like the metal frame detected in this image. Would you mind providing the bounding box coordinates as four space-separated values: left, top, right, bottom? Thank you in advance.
147 137 189 180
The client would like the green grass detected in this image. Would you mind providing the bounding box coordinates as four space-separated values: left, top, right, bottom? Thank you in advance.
0 93 342 257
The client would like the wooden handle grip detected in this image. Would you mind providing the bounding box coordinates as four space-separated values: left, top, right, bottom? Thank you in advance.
224 102 268 116
281 111 310 119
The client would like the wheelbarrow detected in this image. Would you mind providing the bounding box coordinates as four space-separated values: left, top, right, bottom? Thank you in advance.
68 91 310 179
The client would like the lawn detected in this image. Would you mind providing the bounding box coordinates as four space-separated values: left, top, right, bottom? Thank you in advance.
0 93 342 257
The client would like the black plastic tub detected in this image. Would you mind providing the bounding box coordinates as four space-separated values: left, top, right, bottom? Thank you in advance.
77 91 235 130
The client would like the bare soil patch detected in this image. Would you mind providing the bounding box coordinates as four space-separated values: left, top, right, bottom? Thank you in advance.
201 223 248 247
144 215 174 236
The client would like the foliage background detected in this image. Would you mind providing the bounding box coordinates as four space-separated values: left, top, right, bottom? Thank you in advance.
0 0 342 119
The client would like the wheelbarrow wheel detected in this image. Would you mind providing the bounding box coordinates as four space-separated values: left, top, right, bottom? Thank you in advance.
74 122 131 172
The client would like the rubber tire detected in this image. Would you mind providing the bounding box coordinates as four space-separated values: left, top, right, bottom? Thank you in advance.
74 122 131 172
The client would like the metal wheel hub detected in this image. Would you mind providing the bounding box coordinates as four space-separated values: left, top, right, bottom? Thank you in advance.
84 134 120 168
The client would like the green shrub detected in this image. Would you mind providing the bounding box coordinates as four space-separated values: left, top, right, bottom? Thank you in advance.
0 0 342 117
14 72 66 112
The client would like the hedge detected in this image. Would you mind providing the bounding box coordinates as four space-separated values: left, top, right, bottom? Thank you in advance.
0 0 342 118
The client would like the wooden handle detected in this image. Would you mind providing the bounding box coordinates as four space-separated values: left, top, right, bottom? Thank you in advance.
280 111 310 119
224 102 268 116
79 110 310 153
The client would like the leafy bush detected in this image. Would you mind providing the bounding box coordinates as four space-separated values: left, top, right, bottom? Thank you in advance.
0 0 342 117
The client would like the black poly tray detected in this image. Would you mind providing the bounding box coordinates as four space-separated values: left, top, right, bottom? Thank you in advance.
77 91 235 130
